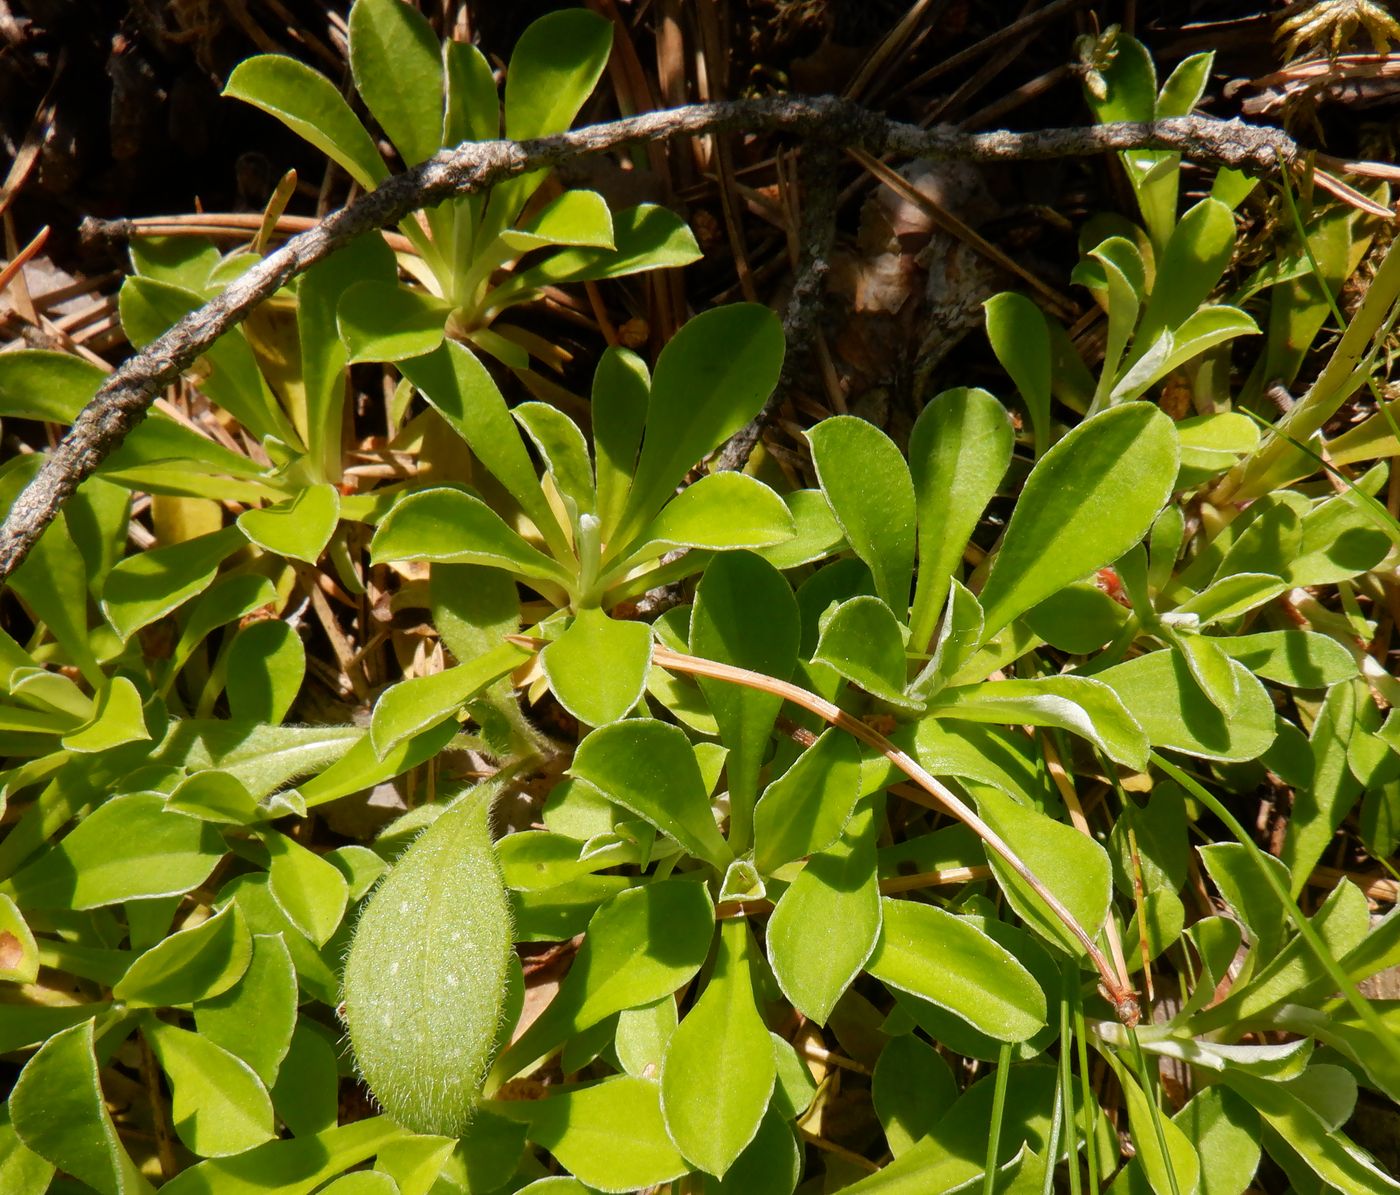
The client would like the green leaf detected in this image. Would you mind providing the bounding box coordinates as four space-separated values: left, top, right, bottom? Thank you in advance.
348 0 443 167
1110 306 1259 404
369 642 528 758
571 720 732 868
503 9 612 140
1218 631 1357 689
543 609 653 726
1022 581 1130 654
1170 628 1240 717
7 793 225 909
1198 842 1290 960
702 1108 801 1195
1175 1087 1260 1195
61 676 151 754
1287 488 1393 585
592 347 649 543
628 473 795 557
754 489 845 570
753 728 863 873
969 783 1111 956
1097 649 1278 762
159 1117 402 1195
225 620 306 724
399 341 572 560
1283 680 1364 897
1173 572 1287 625
688 552 799 846
113 902 253 1006
444 39 498 145
10 1020 154 1195
983 293 1052 456
930 673 1148 768
271 1021 341 1137
907 387 1014 648
1134 198 1238 351
498 879 714 1077
767 795 882 1024
299 233 397 480
616 305 785 544
1099 1048 1201 1195
514 401 595 519
144 1017 275 1157
808 416 917 613
370 487 573 590
495 204 701 297
195 932 298 1086
265 830 349 946
977 405 1179 638
865 898 1046 1041
507 1076 686 1193
1221 1071 1400 1195
338 282 450 364
298 721 455 808
661 918 776 1177
320 1175 399 1195
431 561 521 670
0 1103 54 1194
872 1034 957 1156
813 596 921 709
237 482 341 564
0 893 38 983
500 189 615 253
224 55 388 190
102 526 246 642
616 997 678 1080
118 277 295 444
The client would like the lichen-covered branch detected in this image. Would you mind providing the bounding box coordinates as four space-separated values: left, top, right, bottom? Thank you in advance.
0 97 1310 582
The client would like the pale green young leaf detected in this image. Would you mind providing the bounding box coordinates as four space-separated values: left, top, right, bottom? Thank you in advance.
238 482 340 566
616 997 678 1080
983 293 1052 456
615 304 784 543
543 609 652 727
224 55 388 190
570 720 732 868
1173 573 1287 625
753 728 863 873
298 722 455 808
144 1017 275 1157
661 918 776 1177
767 796 881 1024
195 932 298 1087
1097 650 1277 762
499 189 614 253
1110 306 1259 404
865 898 1046 1041
369 488 573 590
808 416 916 614
1170 629 1241 717
907 387 1014 647
10 1020 154 1195
977 405 1178 638
6 793 225 909
1134 198 1237 349
348 0 443 168
113 902 252 1006
225 621 306 724
503 9 612 140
